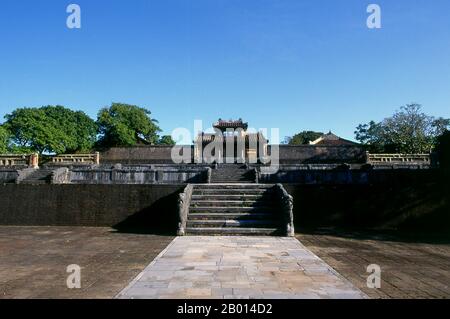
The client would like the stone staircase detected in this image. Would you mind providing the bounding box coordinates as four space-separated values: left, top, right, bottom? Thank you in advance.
20 168 54 184
210 164 255 183
184 184 285 236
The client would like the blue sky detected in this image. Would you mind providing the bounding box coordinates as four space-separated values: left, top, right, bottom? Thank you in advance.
0 0 449 143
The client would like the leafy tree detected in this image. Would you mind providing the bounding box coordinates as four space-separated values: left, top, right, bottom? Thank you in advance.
157 135 176 146
284 131 323 145
4 106 97 154
0 125 9 153
96 103 161 147
355 104 450 153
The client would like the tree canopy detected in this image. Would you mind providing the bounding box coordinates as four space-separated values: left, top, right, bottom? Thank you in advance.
0 125 9 153
158 135 176 146
3 105 98 154
355 104 450 153
96 103 162 148
284 131 323 145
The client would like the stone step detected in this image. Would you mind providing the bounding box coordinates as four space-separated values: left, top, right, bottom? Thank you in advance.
185 227 281 236
188 212 276 220
189 206 275 214
190 200 276 208
191 194 274 200
194 184 274 189
192 188 274 196
21 169 54 184
186 220 281 228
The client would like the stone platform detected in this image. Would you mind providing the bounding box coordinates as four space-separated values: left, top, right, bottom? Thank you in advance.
117 236 367 299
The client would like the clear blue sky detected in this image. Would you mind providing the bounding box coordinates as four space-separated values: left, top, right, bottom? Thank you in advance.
1 0 449 143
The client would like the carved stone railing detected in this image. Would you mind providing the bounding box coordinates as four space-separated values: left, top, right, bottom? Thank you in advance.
275 184 295 237
367 153 431 164
51 152 100 165
0 154 39 168
206 167 212 184
254 168 260 183
177 184 194 236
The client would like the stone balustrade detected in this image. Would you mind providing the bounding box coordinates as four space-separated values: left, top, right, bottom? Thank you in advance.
367 153 431 164
0 154 38 168
51 152 100 165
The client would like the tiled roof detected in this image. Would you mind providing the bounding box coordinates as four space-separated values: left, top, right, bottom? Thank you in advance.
213 119 248 130
309 132 359 146
196 132 267 143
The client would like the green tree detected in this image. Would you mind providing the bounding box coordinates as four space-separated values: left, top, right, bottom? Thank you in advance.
0 125 9 153
4 105 97 154
157 135 176 146
96 103 161 147
355 104 450 153
284 131 323 145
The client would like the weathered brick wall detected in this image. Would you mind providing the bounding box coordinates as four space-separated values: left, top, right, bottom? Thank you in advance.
0 184 183 232
100 145 366 164
100 146 194 164
284 170 450 232
273 145 366 164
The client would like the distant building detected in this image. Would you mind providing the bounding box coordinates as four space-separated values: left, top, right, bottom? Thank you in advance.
309 131 359 146
194 119 268 163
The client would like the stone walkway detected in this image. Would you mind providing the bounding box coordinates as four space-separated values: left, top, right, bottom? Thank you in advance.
117 236 367 299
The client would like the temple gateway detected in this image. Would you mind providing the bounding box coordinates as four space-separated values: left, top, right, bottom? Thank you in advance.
194 119 269 164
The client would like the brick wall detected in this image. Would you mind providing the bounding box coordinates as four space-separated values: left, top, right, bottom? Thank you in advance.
0 184 183 233
100 145 366 164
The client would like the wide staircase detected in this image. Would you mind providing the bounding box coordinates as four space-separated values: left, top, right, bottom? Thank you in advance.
210 164 255 183
21 168 54 184
185 184 284 236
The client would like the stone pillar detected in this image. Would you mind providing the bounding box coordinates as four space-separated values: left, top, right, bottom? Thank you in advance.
94 152 100 165
29 153 39 169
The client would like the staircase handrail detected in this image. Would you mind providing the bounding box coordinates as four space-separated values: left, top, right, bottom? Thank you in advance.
177 184 194 236
275 184 295 237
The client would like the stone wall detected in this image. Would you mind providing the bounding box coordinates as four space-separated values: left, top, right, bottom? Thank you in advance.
273 145 366 164
0 169 19 183
100 146 194 164
284 170 450 232
260 166 433 184
1 170 447 234
100 145 366 164
0 184 182 233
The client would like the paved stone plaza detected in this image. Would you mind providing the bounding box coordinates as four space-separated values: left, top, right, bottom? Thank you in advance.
298 231 450 299
1 226 449 299
117 236 367 299
0 226 173 299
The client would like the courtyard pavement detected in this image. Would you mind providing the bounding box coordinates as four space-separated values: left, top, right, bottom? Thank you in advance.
0 226 173 299
117 236 367 299
298 230 450 299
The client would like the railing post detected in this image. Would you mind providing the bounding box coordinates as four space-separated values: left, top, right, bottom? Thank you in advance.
29 153 39 168
94 152 100 165
276 184 295 237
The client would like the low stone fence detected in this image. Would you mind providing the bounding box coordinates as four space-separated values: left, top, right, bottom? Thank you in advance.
258 164 435 184
64 167 208 184
51 153 100 165
0 154 38 168
367 153 431 164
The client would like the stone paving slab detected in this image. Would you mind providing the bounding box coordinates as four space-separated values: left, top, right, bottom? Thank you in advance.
117 236 367 299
